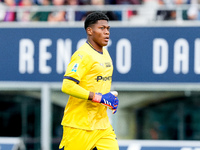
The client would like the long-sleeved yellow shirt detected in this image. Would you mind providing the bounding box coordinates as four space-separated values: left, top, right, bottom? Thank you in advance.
61 42 113 130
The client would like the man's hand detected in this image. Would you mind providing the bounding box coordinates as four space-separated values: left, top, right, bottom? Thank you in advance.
92 92 119 114
110 91 118 114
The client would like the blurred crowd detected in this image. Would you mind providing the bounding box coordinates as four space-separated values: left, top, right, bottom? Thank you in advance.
0 0 199 22
155 0 200 21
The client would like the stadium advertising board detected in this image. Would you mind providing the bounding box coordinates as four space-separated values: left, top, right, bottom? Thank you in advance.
119 146 200 150
1 27 200 82
117 140 200 150
0 137 25 150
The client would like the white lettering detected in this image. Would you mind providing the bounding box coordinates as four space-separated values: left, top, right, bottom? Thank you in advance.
77 38 86 49
56 39 72 74
181 148 200 150
39 39 52 74
153 38 168 74
19 39 34 74
174 38 189 74
116 39 131 74
194 38 200 74
181 148 192 150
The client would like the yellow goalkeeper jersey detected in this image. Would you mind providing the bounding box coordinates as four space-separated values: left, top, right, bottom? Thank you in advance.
61 41 113 130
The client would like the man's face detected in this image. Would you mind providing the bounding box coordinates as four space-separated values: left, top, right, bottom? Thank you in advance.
90 20 110 47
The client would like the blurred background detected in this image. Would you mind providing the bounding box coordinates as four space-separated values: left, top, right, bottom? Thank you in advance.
1 0 200 150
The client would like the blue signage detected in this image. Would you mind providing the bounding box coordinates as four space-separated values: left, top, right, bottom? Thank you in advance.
0 144 15 150
1 27 200 82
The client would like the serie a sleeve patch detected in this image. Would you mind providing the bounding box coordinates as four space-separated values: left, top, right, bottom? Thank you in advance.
71 63 79 72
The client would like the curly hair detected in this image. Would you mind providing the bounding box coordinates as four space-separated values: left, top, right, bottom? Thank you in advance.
84 11 109 30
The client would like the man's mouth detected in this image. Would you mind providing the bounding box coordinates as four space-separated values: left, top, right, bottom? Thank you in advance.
105 37 109 41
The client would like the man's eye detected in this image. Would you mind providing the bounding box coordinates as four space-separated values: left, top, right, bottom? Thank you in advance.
100 27 105 30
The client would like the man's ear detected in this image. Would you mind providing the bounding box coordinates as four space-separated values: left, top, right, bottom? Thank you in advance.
87 27 92 36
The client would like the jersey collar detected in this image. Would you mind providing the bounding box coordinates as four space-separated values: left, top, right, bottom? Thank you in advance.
86 41 103 54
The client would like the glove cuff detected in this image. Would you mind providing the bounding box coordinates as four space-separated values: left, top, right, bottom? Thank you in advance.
92 93 102 103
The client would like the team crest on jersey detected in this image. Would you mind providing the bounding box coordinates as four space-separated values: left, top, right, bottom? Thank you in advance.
71 63 79 72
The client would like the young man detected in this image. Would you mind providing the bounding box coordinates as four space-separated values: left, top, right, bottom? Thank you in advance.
59 11 119 150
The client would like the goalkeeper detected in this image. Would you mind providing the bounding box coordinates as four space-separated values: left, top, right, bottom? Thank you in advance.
59 11 119 150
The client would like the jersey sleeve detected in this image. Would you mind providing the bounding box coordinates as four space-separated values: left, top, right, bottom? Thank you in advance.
61 50 93 99
61 79 90 100
64 50 92 83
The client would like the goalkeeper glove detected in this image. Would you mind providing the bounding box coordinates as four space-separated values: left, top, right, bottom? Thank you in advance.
92 92 119 113
110 91 118 114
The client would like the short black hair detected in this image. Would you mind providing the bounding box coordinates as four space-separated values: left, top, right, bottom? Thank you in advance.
84 11 109 30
